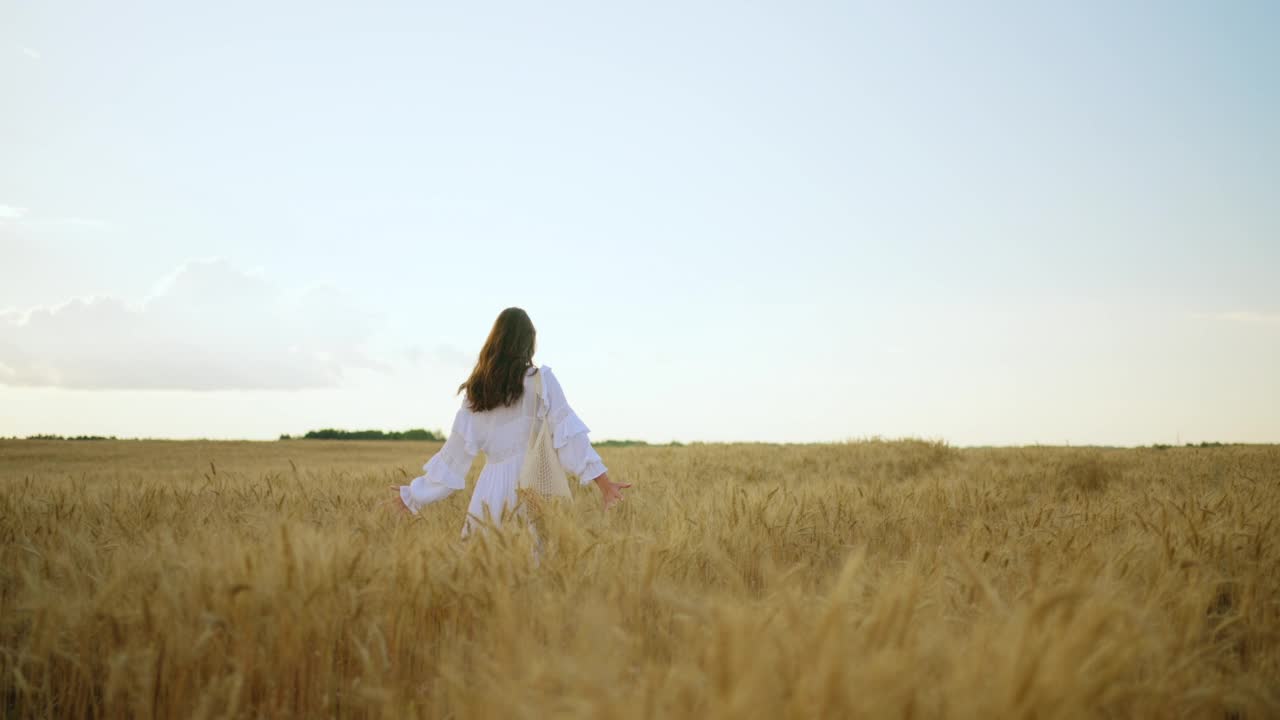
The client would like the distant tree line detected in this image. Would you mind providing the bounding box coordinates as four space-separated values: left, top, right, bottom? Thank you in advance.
595 439 685 448
281 429 445 441
1149 441 1230 450
23 434 120 441
277 432 683 445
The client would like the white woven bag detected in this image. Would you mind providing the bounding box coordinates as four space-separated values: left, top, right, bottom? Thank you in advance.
516 369 573 501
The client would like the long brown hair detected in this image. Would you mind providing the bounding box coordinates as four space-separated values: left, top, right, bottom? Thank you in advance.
459 307 537 412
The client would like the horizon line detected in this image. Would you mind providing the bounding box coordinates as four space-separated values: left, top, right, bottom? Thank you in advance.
1 435 1272 450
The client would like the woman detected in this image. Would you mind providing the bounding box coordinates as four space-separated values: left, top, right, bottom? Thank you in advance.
391 307 629 535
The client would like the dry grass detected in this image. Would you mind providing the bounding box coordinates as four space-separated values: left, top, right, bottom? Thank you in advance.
1 438 1278 718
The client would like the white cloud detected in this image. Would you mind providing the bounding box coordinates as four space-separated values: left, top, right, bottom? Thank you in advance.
28 217 112 230
20 47 41 60
402 343 474 370
0 259 383 390
434 344 475 367
0 206 111 230
1191 311 1280 327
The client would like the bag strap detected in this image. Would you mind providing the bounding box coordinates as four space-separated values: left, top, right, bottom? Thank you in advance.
532 366 544 404
526 367 545 449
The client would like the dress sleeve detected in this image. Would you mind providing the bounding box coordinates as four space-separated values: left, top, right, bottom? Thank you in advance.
540 366 608 485
399 405 478 514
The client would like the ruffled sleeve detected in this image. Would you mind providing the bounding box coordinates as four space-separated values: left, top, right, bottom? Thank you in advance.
399 405 478 514
540 366 608 485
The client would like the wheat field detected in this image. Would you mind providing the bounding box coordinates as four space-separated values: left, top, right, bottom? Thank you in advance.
1 438 1277 718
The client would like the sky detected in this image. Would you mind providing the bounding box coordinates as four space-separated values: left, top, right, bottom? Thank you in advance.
2 1 1277 446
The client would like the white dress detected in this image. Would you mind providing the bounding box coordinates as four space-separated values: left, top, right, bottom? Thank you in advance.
398 365 607 536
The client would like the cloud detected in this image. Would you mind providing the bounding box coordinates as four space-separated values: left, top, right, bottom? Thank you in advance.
28 217 113 230
0 205 111 230
1191 311 1280 327
20 47 41 60
433 344 475 367
0 259 383 390
402 343 474 370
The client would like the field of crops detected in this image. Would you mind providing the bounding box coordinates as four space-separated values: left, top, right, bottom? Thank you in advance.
1 439 1277 718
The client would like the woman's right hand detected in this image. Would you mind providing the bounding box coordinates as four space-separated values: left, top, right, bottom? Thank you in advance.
386 485 410 515
592 473 631 511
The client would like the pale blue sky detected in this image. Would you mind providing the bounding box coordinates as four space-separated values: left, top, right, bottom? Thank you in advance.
2 1 1277 445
